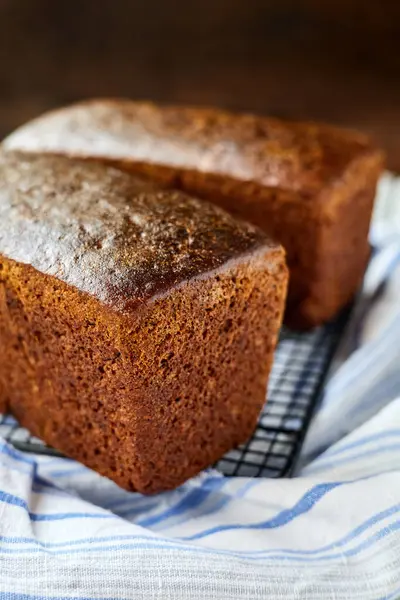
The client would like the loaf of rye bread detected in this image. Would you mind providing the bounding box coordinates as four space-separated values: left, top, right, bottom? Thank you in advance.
4 100 384 328
0 151 288 493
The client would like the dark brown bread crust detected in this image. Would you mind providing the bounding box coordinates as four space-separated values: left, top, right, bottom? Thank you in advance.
3 99 384 328
0 151 274 310
0 151 288 493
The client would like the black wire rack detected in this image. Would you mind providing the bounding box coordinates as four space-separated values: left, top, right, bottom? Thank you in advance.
0 309 350 477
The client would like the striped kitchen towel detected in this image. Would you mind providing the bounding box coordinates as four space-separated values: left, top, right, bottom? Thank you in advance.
0 174 399 600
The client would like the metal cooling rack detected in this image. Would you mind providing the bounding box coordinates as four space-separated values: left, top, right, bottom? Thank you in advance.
0 309 350 477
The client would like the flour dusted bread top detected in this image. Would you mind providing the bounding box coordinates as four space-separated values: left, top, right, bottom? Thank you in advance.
0 151 280 312
3 99 379 197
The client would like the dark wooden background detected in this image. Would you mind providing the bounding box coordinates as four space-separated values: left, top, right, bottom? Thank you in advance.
1 0 399 169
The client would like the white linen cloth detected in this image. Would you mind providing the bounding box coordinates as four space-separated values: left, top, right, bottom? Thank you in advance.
0 175 399 600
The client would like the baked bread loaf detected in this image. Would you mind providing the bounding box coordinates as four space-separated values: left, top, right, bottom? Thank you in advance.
0 151 287 494
4 100 384 328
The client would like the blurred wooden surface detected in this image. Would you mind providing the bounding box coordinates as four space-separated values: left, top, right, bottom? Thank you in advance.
0 0 399 170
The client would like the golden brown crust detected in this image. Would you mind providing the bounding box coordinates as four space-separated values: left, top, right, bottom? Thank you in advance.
4 99 384 327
